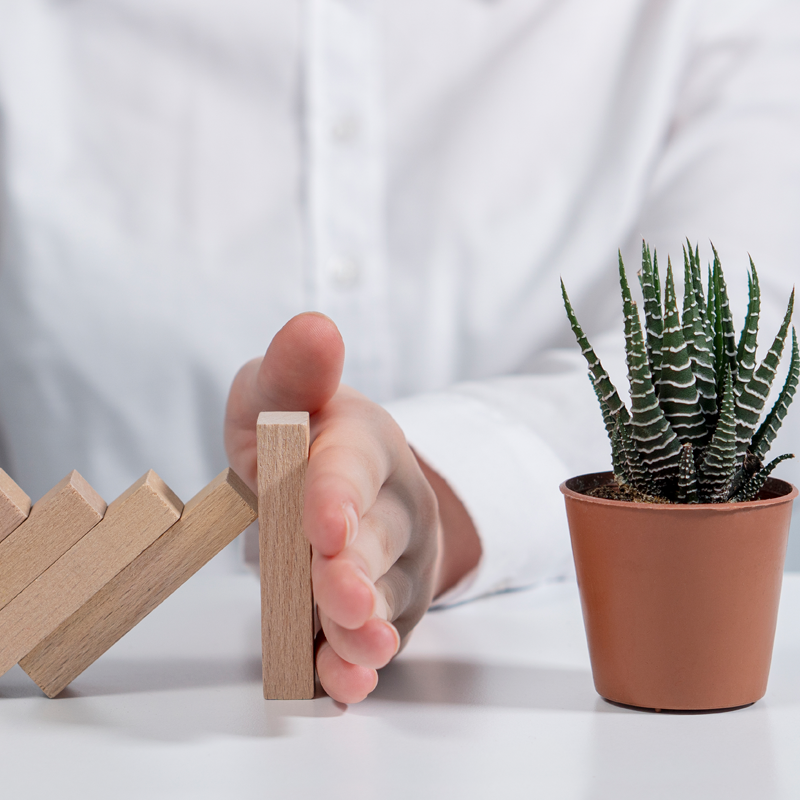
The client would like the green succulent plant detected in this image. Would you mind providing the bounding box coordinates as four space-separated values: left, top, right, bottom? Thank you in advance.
561 241 798 503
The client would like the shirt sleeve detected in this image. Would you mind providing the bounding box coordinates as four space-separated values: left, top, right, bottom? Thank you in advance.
383 345 622 606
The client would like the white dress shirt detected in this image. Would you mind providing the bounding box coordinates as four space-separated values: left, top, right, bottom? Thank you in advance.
0 0 798 598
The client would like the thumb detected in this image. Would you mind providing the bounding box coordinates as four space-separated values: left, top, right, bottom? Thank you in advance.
224 313 345 484
254 312 344 413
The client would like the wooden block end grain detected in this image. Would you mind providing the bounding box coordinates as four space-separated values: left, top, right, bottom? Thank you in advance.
258 411 315 700
0 469 31 543
21 468 257 697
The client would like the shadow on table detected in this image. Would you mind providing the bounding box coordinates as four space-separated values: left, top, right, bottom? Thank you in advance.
370 657 599 712
0 656 344 742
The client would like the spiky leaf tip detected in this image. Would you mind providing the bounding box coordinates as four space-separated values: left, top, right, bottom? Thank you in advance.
750 327 800 461
561 278 626 435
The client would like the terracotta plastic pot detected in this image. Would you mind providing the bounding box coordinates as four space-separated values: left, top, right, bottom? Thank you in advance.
561 472 798 711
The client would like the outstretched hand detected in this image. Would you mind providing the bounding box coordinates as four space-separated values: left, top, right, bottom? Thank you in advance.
224 313 479 703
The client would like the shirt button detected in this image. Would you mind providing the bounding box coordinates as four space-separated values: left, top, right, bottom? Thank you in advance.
329 255 361 288
330 113 360 144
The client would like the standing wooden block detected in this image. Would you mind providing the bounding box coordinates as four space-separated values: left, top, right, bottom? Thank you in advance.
0 470 182 678
0 471 106 610
21 468 258 697
258 411 315 700
0 469 32 543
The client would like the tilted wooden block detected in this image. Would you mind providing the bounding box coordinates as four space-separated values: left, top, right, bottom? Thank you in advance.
21 468 258 697
0 469 32 543
258 411 315 700
0 470 182 678
0 471 106 610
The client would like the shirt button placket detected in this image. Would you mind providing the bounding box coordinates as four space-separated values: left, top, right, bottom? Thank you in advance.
305 0 392 400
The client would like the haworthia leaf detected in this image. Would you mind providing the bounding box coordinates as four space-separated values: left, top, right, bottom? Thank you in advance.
676 443 699 503
561 279 626 434
638 241 663 389
682 246 717 425
609 407 629 485
734 290 795 460
687 241 707 320
734 258 760 394
657 259 707 445
694 246 717 367
730 453 795 502
698 363 739 501
624 293 682 486
750 327 799 461
616 409 661 496
706 263 717 348
712 244 738 388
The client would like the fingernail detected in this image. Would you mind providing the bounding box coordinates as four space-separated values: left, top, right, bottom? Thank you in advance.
384 621 401 657
343 503 359 547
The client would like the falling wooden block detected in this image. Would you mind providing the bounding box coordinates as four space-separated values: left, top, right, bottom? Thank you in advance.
0 471 106 610
21 468 258 697
0 470 182 678
258 411 315 700
0 469 32 543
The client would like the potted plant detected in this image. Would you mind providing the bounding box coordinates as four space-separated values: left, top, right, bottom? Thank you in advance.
560 242 798 711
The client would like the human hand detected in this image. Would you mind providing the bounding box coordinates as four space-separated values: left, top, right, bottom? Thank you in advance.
225 313 479 703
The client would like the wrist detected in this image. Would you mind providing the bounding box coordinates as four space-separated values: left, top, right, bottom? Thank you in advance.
415 454 482 598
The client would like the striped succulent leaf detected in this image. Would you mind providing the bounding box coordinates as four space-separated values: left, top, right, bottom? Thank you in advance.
711 246 739 391
624 293 682 485
698 364 738 501
750 326 799 462
734 290 795 460
682 247 717 423
730 453 795 503
687 242 708 320
677 443 699 503
561 279 625 435
608 405 629 483
615 408 661 494
734 259 760 393
638 242 663 388
658 259 706 445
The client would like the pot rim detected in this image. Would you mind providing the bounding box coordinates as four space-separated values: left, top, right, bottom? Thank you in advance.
560 471 799 510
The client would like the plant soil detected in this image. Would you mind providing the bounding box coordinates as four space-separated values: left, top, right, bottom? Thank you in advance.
586 483 671 504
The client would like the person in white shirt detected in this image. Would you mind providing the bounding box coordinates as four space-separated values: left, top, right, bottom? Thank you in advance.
0 0 798 702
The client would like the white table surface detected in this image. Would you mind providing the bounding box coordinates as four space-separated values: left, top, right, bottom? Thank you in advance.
2 571 799 800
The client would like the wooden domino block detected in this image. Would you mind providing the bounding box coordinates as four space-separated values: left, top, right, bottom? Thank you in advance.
258 411 315 700
21 468 258 697
0 470 182 678
0 471 106 610
0 469 32 543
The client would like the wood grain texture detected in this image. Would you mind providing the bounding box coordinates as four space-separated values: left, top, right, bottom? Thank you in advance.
0 471 106 610
258 411 315 700
0 469 32 543
21 468 258 697
0 470 182 678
